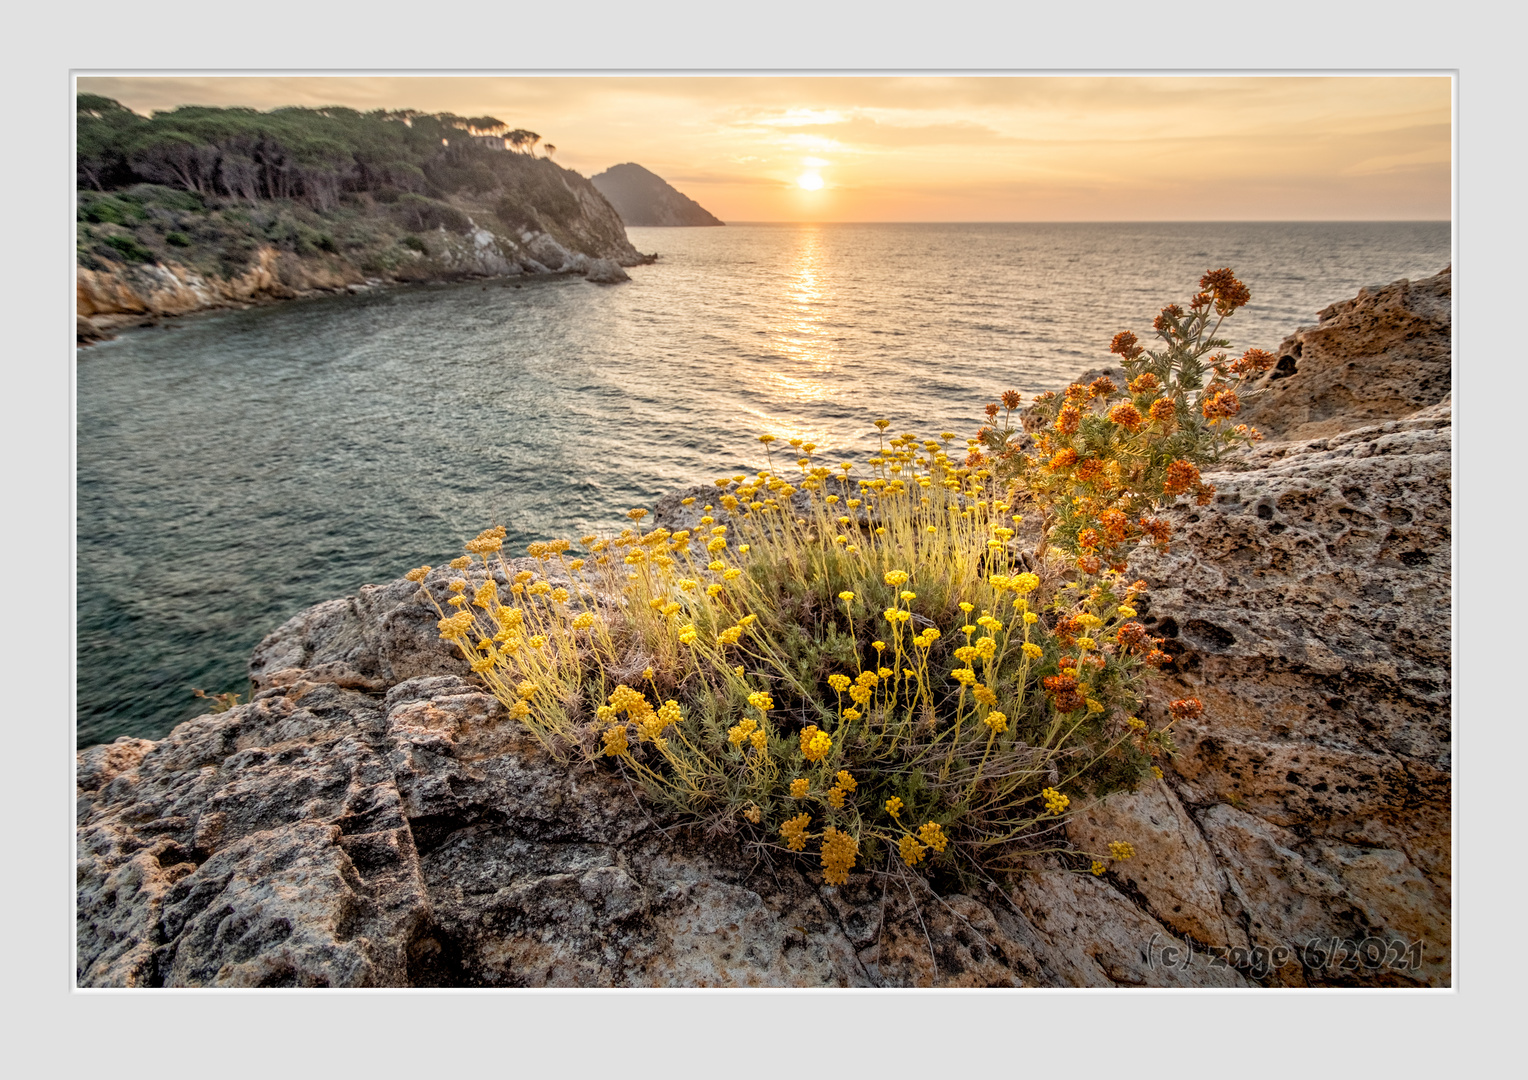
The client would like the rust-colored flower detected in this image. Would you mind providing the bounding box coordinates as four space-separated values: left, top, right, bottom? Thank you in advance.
1048 447 1079 472
1200 268 1250 313
1139 517 1172 548
1229 347 1276 375
1099 508 1129 542
1110 330 1144 360
1076 554 1102 576
1075 457 1105 484
1168 697 1204 721
1001 389 1023 410
1107 401 1144 433
1153 304 1185 333
1148 397 1177 426
1162 459 1201 496
1128 372 1159 394
1116 622 1152 653
1201 388 1241 421
1055 404 1081 435
1089 376 1118 398
985 401 1000 420
1078 528 1100 550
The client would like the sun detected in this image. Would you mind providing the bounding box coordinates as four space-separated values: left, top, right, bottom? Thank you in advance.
797 171 824 191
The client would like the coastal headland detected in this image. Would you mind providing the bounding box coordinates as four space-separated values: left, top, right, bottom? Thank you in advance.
76 97 654 343
76 267 1452 988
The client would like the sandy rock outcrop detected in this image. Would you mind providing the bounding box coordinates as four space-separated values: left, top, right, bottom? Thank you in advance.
77 269 1451 987
1239 266 1450 441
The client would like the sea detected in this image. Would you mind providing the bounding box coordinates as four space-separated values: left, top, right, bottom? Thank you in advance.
76 221 1451 745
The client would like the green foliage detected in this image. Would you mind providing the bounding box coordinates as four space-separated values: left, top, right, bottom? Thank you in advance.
104 233 155 263
165 231 191 247
75 93 571 213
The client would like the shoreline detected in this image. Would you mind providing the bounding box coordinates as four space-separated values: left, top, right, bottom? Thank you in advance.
77 246 658 346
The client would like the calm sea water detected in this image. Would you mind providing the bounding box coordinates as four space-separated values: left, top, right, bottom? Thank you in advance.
77 221 1450 745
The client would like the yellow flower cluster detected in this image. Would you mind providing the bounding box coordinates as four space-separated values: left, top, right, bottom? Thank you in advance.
790 778 810 798
820 827 859 886
747 691 774 712
885 796 904 817
780 812 812 852
800 725 832 762
602 725 629 757
727 716 759 746
983 710 1008 734
917 822 949 853
898 834 926 866
1042 787 1070 815
1108 840 1136 861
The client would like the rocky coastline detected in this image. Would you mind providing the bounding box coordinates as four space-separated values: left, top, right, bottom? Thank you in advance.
77 186 655 345
75 267 1452 987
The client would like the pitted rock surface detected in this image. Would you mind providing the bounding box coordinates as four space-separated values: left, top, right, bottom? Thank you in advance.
78 272 1450 986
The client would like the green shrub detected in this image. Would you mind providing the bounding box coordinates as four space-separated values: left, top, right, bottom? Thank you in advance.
104 233 155 263
165 231 191 247
80 194 140 225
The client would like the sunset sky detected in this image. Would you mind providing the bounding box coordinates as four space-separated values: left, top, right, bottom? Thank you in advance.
77 75 1451 222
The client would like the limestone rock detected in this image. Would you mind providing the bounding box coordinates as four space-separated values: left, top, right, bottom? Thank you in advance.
78 271 1451 986
1239 265 1450 441
584 258 631 284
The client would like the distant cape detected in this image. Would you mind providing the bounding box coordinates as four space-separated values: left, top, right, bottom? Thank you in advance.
590 163 724 227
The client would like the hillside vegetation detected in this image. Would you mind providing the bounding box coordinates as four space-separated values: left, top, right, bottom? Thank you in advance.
76 95 648 337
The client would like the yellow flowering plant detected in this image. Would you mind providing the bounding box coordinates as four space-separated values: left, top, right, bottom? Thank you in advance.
410 276 1258 887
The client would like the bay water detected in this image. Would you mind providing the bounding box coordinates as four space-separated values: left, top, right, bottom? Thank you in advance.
76 221 1450 745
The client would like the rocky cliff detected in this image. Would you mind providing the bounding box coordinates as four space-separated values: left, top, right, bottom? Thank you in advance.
77 169 650 343
590 163 725 227
75 268 1451 987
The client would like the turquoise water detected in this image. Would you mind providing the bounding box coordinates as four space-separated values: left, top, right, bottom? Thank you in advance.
76 221 1450 745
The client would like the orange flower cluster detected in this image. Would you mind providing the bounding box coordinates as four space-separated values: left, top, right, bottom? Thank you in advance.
1042 672 1087 713
1201 387 1241 422
1108 401 1145 433
1162 459 1201 496
1110 330 1144 361
1228 348 1277 377
1168 697 1204 721
1200 267 1251 314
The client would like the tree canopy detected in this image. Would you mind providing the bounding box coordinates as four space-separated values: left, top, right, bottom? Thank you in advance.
78 96 556 210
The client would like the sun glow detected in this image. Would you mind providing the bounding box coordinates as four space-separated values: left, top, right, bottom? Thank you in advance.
797 171 824 191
